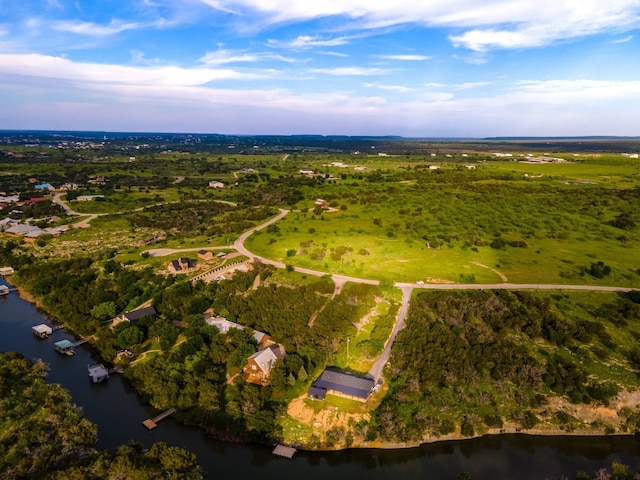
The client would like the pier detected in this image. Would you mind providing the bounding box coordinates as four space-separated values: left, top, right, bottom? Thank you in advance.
143 408 176 430
272 445 297 459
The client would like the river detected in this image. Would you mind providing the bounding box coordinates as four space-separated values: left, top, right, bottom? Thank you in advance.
1 278 640 479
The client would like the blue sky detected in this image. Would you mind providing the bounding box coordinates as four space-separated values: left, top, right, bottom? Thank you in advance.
1 0 639 136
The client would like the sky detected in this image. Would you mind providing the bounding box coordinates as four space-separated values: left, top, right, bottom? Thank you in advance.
1 0 640 137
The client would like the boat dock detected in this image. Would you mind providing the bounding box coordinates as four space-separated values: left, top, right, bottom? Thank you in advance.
0 266 14 276
143 408 176 430
272 445 297 459
33 324 53 338
88 364 110 383
54 339 76 355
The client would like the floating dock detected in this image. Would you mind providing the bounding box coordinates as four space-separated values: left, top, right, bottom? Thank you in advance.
272 445 297 459
88 364 110 383
143 408 176 430
0 285 9 296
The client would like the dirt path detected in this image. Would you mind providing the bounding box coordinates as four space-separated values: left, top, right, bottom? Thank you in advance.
367 286 412 381
472 261 508 282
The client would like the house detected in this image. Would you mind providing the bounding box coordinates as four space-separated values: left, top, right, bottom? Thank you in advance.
198 250 214 261
168 257 194 274
34 183 54 192
308 368 375 402
24 229 47 243
4 224 41 236
208 181 224 188
314 199 328 208
118 305 157 324
244 345 284 385
0 218 19 231
205 315 272 347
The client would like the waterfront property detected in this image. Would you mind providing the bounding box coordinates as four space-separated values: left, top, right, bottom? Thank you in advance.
142 408 176 430
32 323 53 338
272 445 297 459
0 284 9 296
117 306 157 324
308 368 375 402
88 363 110 383
0 266 14 276
54 339 76 355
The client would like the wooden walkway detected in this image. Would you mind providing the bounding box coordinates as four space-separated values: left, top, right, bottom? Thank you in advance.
143 408 176 430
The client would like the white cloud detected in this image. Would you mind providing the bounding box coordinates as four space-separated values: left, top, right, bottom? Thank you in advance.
611 35 634 44
0 53 262 86
310 67 386 76
197 0 640 51
318 51 349 57
364 83 415 92
50 17 175 37
267 35 353 49
199 48 297 65
52 20 144 37
374 54 430 61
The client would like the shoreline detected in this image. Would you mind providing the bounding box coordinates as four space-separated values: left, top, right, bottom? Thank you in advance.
4 276 638 454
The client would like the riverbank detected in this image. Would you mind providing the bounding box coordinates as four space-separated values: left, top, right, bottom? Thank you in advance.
5 275 640 455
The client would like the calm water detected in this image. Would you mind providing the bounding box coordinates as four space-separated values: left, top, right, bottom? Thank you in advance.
1 278 640 479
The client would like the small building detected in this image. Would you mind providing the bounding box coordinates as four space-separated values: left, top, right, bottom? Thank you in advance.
34 183 54 191
244 346 281 385
308 368 375 402
197 250 214 260
314 199 328 208
208 181 224 188
168 257 194 274
119 305 157 324
272 445 297 459
54 339 75 355
4 224 41 236
32 324 53 338
88 364 110 383
0 266 14 276
76 195 105 201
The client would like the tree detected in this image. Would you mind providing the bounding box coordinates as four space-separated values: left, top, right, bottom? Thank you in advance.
91 301 117 321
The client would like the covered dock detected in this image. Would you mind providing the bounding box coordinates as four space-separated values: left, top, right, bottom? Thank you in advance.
54 339 75 355
88 364 109 383
32 324 53 338
272 445 297 459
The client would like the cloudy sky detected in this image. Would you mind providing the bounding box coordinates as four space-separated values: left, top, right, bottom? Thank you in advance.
1 0 639 136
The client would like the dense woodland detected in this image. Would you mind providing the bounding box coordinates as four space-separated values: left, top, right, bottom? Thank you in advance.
373 290 640 442
0 351 204 479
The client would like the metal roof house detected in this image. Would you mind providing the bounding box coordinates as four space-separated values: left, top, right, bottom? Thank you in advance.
119 306 157 323
308 368 375 402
